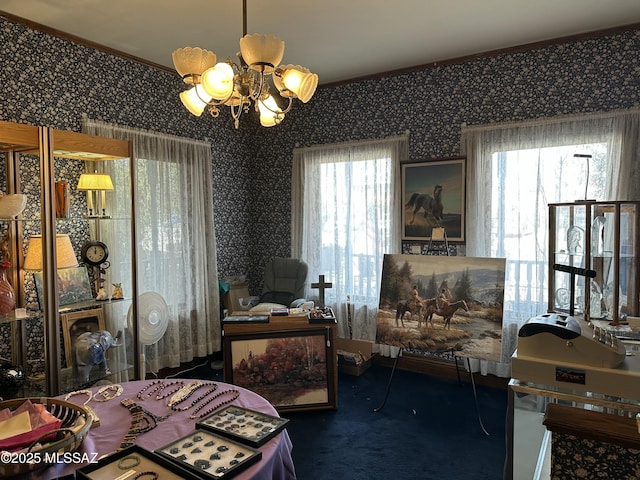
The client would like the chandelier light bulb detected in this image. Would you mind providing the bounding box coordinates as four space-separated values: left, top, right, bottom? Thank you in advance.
258 95 284 127
179 85 213 116
201 62 235 100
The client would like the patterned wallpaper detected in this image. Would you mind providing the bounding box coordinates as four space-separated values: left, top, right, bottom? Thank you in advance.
1 18 639 296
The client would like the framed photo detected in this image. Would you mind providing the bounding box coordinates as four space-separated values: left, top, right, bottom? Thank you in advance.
61 307 105 367
402 156 466 242
224 328 336 412
34 266 93 309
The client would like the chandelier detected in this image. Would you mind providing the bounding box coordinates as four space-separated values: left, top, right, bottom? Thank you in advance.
172 0 318 129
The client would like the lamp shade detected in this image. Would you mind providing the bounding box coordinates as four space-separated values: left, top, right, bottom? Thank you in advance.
23 234 78 271
172 47 217 80
179 85 212 116
201 62 235 100
77 173 114 191
239 34 284 73
274 65 318 103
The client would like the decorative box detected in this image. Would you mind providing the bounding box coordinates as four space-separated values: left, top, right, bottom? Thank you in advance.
197 405 289 447
77 444 201 480
155 429 262 479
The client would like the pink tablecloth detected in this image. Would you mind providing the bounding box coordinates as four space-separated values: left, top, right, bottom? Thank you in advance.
36 379 296 480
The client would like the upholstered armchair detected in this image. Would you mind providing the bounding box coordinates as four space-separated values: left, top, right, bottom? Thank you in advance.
241 257 309 311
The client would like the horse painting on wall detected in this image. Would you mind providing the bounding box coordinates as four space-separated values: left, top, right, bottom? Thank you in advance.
376 254 506 362
402 157 466 242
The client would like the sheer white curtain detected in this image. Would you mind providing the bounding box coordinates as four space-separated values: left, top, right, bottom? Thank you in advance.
461 109 640 376
291 135 406 342
83 117 220 373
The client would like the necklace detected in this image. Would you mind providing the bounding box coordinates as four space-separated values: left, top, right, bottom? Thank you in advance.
64 389 93 404
167 380 214 410
155 380 185 400
93 384 124 402
136 380 164 400
189 389 240 419
169 382 217 411
119 399 170 450
64 389 101 427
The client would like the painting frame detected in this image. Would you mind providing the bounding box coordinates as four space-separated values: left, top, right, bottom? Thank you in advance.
61 307 105 367
223 328 336 413
34 265 94 309
376 253 506 363
402 156 466 242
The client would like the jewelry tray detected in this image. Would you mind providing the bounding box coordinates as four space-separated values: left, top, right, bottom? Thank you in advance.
76 444 202 480
155 429 262 479
197 405 290 447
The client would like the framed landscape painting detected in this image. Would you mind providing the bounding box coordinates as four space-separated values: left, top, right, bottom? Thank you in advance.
375 253 505 363
402 157 466 242
223 328 336 412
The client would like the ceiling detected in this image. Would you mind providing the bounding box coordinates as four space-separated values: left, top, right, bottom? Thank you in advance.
2 0 640 85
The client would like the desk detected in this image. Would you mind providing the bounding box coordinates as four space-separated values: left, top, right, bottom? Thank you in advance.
36 380 295 480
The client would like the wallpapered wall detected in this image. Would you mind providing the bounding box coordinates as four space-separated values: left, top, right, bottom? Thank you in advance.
1 17 639 296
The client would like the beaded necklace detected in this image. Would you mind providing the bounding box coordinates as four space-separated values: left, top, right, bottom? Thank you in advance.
168 382 217 411
136 380 164 400
155 380 185 400
166 380 217 410
189 389 240 419
119 398 170 450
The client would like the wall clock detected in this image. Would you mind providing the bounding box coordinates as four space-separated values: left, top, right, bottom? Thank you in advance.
81 240 109 267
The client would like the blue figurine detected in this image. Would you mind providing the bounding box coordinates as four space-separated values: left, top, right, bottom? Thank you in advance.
73 330 121 382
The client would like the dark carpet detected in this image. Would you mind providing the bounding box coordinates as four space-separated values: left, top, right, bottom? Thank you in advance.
179 360 508 480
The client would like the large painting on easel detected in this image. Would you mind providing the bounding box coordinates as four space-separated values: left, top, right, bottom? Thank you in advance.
375 254 506 362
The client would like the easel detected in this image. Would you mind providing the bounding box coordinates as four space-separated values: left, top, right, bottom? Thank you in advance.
373 350 490 435
374 227 489 435
427 227 449 255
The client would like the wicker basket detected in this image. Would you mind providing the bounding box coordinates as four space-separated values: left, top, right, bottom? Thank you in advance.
0 397 92 478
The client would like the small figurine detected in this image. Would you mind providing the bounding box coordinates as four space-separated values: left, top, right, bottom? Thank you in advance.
73 330 121 382
96 287 108 301
112 283 123 300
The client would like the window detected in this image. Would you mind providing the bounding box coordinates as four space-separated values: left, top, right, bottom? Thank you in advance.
462 109 640 374
491 143 607 320
292 136 406 340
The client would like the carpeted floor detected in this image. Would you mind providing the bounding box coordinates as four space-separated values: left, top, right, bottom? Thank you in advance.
179 360 508 480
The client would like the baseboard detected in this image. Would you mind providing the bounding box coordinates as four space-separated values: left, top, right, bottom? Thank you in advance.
373 353 508 389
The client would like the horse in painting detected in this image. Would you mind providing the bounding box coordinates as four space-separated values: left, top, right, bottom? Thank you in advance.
395 299 424 327
421 299 469 329
405 184 444 225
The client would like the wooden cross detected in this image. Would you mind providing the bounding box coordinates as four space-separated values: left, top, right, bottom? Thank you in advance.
311 274 332 308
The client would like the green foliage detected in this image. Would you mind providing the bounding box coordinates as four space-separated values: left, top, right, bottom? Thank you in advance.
453 268 473 301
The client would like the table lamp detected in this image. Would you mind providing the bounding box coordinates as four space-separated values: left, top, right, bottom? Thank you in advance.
23 234 78 271
76 172 114 218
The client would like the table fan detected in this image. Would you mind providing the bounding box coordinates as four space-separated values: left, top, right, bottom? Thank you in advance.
127 292 168 378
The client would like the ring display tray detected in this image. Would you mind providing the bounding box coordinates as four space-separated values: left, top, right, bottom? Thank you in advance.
197 405 290 447
76 444 202 480
155 429 262 479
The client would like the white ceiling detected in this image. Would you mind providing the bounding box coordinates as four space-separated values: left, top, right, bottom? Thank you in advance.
2 0 640 85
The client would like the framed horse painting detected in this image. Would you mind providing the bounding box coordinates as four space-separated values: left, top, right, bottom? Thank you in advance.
401 157 466 242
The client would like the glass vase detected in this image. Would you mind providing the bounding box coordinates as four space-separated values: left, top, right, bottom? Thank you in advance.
0 264 16 315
